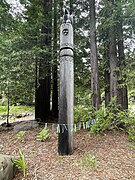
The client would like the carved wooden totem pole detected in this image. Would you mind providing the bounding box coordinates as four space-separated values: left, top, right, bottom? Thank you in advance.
58 9 74 155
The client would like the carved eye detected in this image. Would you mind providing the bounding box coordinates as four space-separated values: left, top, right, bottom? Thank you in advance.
62 29 69 36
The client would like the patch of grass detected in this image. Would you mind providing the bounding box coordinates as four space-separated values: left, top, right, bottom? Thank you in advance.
0 105 34 116
0 106 7 115
16 131 26 142
85 153 96 168
129 144 135 150
29 148 36 156
129 103 135 114
73 152 96 170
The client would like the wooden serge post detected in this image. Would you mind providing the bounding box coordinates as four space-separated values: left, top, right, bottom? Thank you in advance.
58 9 74 155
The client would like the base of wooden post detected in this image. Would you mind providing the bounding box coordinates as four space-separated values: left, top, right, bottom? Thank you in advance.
58 126 74 155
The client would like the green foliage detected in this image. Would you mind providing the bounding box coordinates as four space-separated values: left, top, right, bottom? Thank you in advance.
122 113 135 142
129 90 135 102
0 105 34 116
73 152 96 170
0 106 7 115
11 149 26 177
128 125 135 142
74 105 94 123
16 131 26 142
75 86 91 105
90 108 109 134
129 144 135 150
89 99 135 143
85 153 96 168
74 88 93 123
36 129 49 142
90 99 129 134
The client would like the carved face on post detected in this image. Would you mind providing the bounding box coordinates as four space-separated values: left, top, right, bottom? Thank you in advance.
62 29 69 36
60 24 73 51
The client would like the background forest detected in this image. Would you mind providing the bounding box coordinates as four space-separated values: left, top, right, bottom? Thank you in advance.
0 0 135 132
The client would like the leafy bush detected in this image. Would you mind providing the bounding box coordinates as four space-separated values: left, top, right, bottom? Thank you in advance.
74 91 135 142
90 103 135 143
74 105 95 123
128 125 135 142
36 129 49 141
122 113 135 142
90 108 109 134
75 86 92 105
90 99 129 134
128 90 135 102
12 149 26 177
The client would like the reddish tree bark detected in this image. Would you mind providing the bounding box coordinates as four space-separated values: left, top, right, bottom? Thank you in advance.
89 0 101 110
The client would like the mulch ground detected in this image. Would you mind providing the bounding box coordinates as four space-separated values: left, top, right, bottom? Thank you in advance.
0 124 135 180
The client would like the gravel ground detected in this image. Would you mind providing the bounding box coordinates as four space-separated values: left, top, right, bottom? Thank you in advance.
0 125 135 180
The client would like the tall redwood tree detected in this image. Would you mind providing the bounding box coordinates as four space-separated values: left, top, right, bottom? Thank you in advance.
89 0 101 110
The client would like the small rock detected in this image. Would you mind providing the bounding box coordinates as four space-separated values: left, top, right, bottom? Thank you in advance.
16 114 22 118
0 154 16 180
14 120 39 132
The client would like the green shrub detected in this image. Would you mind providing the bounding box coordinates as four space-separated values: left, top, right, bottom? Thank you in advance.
128 126 135 142
74 105 95 123
74 92 135 142
12 149 26 177
122 113 135 142
36 129 49 141
90 99 129 134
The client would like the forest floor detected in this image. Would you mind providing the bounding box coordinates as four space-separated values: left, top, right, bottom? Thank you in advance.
0 123 135 180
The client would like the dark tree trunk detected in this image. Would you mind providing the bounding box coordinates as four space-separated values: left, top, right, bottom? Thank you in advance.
117 21 128 109
70 0 73 14
35 78 50 121
59 0 63 15
105 69 110 107
35 57 38 119
109 28 118 101
35 0 52 122
104 39 110 107
123 87 128 109
6 85 10 126
89 0 101 110
52 0 58 118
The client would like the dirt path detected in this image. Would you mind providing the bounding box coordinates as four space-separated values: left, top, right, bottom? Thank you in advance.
0 128 135 180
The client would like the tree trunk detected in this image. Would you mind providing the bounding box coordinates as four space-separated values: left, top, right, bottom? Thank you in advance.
89 0 101 110
109 24 118 101
105 69 110 107
35 78 50 121
35 0 52 122
52 0 58 118
104 39 110 107
117 21 128 109
70 0 73 14
6 85 10 126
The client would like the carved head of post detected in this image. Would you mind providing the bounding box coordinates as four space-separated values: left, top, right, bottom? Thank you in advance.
63 9 69 23
62 8 73 24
